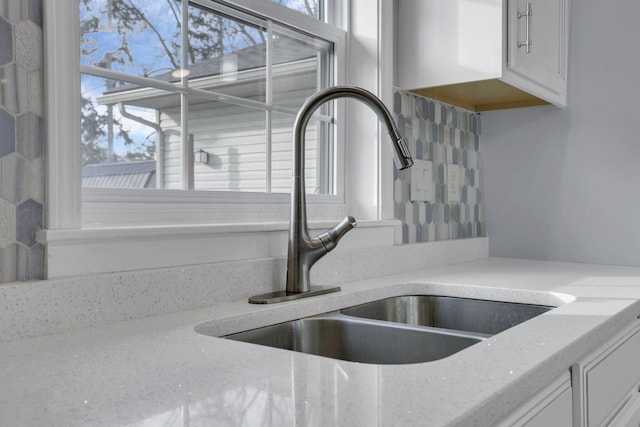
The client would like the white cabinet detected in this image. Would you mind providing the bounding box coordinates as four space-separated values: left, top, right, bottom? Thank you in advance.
396 0 569 111
498 374 573 427
573 323 640 426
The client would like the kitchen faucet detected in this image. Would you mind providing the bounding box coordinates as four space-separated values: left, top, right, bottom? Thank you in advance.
249 86 413 304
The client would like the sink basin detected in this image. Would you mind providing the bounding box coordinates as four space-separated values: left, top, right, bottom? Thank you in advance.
341 295 553 336
223 313 482 364
197 294 555 365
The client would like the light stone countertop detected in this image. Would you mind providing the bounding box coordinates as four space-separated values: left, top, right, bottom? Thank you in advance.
2 257 640 426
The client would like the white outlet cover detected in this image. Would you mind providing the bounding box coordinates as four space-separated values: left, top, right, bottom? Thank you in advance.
410 159 434 202
446 164 461 202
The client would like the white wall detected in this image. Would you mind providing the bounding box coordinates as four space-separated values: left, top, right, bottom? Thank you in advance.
482 0 640 266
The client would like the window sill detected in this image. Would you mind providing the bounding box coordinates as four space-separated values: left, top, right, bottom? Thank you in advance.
37 220 402 279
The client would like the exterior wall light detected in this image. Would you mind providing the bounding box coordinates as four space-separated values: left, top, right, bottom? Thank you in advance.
194 149 209 164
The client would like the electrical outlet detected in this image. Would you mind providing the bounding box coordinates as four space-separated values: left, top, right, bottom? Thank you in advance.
446 164 461 202
410 159 434 202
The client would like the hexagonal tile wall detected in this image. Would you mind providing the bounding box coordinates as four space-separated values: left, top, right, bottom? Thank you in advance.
392 89 486 244
0 0 44 283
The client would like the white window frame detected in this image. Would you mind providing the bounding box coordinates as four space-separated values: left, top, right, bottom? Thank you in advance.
46 0 347 229
42 0 400 278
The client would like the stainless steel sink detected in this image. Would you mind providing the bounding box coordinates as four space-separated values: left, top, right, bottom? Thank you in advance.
222 312 482 364
341 295 553 336
197 295 554 365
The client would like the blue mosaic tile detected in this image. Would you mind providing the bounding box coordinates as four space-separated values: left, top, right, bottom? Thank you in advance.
430 123 438 143
425 202 433 223
415 223 423 242
471 114 479 134
461 186 468 204
415 138 423 159
413 202 421 225
0 16 12 66
16 198 42 247
427 101 435 122
443 204 450 224
1 153 29 203
16 112 43 160
0 107 15 158
415 97 423 118
437 163 445 183
393 91 402 115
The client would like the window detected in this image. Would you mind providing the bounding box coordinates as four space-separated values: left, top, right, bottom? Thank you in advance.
40 0 345 229
44 0 397 278
79 0 336 196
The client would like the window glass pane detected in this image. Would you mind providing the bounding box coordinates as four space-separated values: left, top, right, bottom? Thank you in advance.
81 73 179 189
79 0 336 197
187 3 267 102
190 101 267 192
271 113 332 194
272 29 331 110
272 0 322 20
80 0 185 80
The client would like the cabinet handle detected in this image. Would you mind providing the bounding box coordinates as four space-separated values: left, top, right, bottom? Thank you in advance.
517 2 532 53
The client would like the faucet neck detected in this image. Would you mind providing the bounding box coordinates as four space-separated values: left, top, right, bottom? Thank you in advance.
287 86 412 295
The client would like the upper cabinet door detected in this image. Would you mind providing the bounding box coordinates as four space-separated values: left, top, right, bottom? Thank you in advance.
506 0 569 105
396 0 570 111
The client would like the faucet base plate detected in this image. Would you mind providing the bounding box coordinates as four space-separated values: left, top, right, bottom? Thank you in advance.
248 286 341 304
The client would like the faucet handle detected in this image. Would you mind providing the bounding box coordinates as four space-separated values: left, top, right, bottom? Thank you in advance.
318 216 357 253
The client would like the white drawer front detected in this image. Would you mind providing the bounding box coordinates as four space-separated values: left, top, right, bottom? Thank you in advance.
587 328 640 426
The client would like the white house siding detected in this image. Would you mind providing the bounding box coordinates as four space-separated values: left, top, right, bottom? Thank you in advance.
160 94 321 193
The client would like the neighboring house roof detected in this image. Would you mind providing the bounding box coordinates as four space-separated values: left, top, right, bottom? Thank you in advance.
105 36 318 94
82 160 156 189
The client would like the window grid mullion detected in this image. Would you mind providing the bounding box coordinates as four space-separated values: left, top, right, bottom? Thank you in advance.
80 65 333 122
181 0 191 190
265 20 274 193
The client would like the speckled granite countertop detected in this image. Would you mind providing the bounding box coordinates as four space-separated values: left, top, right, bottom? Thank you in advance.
2 257 640 427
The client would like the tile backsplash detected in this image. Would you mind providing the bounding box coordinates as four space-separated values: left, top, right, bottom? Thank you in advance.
392 89 486 244
0 0 44 282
